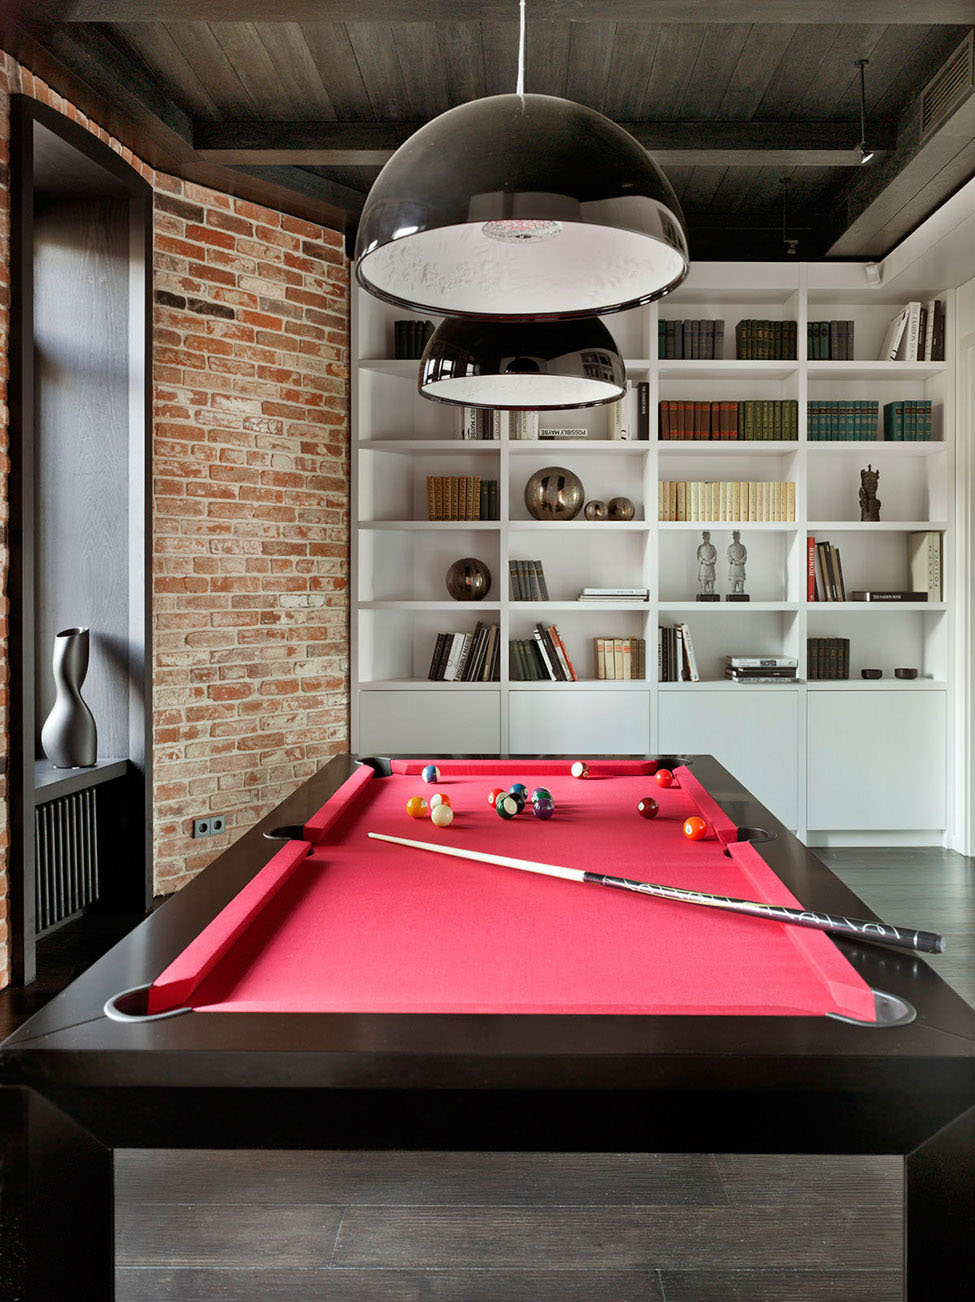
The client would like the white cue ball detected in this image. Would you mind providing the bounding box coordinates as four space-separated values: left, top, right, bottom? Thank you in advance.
570 760 589 779
430 804 454 828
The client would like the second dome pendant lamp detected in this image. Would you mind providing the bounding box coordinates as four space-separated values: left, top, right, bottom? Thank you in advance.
354 0 689 321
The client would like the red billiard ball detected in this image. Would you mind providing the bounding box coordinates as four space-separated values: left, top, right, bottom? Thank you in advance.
637 796 659 820
683 816 707 841
488 787 506 808
654 768 675 789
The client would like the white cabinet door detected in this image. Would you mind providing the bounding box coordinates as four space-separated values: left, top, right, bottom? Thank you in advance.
508 690 651 756
358 691 501 754
807 691 946 830
658 689 800 829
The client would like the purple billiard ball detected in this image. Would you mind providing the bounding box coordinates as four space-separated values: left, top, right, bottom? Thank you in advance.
532 797 555 820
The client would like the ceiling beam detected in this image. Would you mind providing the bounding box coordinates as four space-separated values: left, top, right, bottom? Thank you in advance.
33 3 975 24
195 119 897 169
230 165 365 215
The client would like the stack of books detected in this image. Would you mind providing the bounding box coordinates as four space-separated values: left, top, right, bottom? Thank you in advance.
659 481 796 522
426 477 498 520
509 411 539 440
428 623 500 681
807 321 854 359
807 399 879 440
879 300 945 361
907 531 943 601
658 399 798 440
509 560 550 601
725 655 798 685
594 637 647 679
394 320 434 358
735 320 797 360
883 400 933 441
578 587 649 603
659 623 699 682
510 625 577 681
807 638 850 681
808 538 848 601
658 320 725 359
458 409 501 440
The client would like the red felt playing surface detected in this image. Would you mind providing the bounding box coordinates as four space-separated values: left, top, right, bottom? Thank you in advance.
148 761 876 1021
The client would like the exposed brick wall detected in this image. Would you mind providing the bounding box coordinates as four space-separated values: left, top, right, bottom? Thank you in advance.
0 50 350 979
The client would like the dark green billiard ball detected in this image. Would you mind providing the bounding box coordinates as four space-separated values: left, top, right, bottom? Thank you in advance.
531 786 553 804
495 793 520 819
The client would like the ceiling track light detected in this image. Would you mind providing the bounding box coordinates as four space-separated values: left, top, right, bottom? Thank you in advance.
856 59 875 164
418 316 627 411
354 0 688 321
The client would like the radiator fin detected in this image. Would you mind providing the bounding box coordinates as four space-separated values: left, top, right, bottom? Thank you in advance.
34 787 100 934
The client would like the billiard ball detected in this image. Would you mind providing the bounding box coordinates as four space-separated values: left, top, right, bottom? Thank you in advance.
683 816 707 841
509 783 528 799
406 796 428 819
507 791 527 814
430 793 451 809
496 794 520 819
637 796 659 820
431 804 454 828
531 786 553 804
532 797 555 820
488 787 506 808
570 760 589 779
654 768 675 789
421 764 440 784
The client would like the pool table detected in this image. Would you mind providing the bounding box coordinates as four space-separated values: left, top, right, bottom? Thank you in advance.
1 753 973 1300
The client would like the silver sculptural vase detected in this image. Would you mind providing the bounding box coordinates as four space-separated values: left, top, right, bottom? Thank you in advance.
40 626 97 768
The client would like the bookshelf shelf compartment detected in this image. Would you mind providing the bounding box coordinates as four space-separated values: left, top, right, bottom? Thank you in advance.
806 521 948 532
508 440 650 454
807 602 946 613
360 601 503 612
807 361 947 381
807 441 945 456
509 521 652 532
660 602 800 613
658 521 799 532
359 439 501 454
658 361 798 380
658 441 799 455
359 521 501 531
360 680 501 691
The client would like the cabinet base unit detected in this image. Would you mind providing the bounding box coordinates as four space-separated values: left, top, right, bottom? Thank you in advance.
358 690 501 756
508 689 651 756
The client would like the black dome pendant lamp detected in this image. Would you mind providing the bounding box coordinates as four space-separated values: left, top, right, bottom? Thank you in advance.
354 1 689 321
418 316 626 411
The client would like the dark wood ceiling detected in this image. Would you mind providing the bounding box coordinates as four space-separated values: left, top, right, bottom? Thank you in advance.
5 3 975 260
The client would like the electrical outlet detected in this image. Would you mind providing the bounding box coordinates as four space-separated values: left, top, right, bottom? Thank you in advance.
193 814 226 838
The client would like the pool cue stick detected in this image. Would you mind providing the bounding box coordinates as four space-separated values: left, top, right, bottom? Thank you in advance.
367 832 945 955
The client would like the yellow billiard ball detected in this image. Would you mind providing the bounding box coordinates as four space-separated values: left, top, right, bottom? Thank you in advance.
406 796 428 819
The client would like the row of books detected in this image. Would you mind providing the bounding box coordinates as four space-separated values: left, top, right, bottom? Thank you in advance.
657 320 725 359
427 623 500 681
579 587 649 603
510 625 578 681
808 539 849 602
725 655 798 685
880 300 945 362
509 559 550 601
458 408 502 440
908 530 943 601
807 321 854 360
883 400 933 441
658 481 796 523
425 477 499 520
394 319 434 359
808 638 850 681
594 637 647 679
735 320 797 360
808 400 879 441
659 399 798 441
659 623 699 682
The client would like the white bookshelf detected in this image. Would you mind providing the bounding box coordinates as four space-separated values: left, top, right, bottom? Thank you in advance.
351 263 956 845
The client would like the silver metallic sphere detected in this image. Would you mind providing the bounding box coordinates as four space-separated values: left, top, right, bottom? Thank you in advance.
524 466 585 521
584 500 607 521
607 496 636 521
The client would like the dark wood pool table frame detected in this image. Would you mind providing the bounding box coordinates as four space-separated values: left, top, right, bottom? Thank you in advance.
1 753 973 1300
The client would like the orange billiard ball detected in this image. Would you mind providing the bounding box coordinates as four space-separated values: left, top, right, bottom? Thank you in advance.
406 796 428 819
654 768 675 788
430 793 451 809
683 816 707 841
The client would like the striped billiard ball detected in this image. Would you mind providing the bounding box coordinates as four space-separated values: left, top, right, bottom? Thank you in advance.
495 793 520 820
531 787 553 804
570 760 589 779
430 793 451 809
421 764 440 784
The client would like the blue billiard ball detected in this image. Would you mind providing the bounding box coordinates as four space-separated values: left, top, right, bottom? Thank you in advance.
532 797 555 820
508 783 528 798
421 764 441 784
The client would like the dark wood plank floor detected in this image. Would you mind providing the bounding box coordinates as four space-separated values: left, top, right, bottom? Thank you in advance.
115 848 974 1301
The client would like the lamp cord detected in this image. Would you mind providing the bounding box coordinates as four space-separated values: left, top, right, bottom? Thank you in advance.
516 0 526 97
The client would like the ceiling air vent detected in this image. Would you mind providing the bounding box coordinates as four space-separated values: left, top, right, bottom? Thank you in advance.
919 32 974 143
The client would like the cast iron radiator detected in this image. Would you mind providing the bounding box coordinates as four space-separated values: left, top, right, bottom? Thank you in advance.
34 787 100 933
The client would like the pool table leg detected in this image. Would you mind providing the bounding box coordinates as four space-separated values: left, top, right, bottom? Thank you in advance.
904 1104 975 1300
0 1087 114 1301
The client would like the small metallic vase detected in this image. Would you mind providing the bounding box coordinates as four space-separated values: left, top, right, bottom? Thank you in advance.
40 626 97 768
